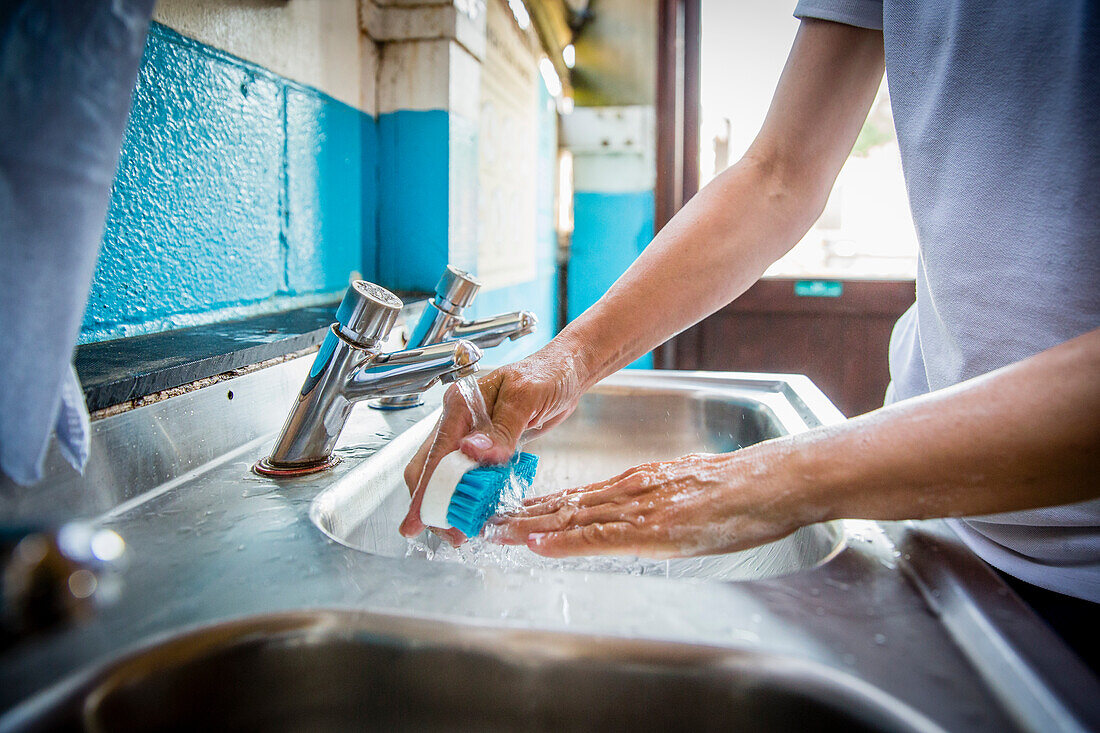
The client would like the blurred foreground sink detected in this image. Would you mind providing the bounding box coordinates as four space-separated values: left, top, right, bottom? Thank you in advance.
312 371 845 580
5 611 941 733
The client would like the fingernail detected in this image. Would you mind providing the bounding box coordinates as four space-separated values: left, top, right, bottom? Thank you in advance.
464 433 492 451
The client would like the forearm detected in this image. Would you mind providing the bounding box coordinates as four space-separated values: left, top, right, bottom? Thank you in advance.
548 19 885 388
781 328 1100 522
557 156 822 385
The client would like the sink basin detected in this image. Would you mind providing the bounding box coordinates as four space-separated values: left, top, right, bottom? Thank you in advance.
3 611 942 732
7 360 1093 733
312 371 845 580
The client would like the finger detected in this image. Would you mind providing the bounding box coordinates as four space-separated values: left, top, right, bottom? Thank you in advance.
525 522 673 558
401 452 470 543
518 483 622 515
460 380 538 464
400 431 462 537
400 458 472 545
517 405 575 442
402 434 490 542
490 501 635 545
431 526 468 546
401 387 476 536
520 466 646 511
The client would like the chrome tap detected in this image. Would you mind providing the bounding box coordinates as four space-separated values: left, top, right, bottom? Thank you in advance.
1 523 125 649
254 281 482 477
372 265 537 409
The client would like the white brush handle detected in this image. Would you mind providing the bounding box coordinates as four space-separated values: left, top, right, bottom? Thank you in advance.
419 450 477 529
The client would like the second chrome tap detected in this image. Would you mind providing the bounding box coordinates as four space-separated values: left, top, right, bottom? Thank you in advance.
372 266 537 410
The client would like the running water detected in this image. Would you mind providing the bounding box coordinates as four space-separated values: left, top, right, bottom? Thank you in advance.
452 374 527 515
454 374 491 433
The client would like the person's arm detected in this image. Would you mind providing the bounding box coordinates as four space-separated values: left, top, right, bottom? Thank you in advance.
400 19 885 540
563 19 884 380
491 328 1100 557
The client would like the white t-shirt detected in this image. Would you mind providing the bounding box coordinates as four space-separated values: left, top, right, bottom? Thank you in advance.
796 0 1100 601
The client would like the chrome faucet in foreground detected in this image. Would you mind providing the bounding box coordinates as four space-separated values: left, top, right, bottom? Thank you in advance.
254 281 482 477
372 265 537 409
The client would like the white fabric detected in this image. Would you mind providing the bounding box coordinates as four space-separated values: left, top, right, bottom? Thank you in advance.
796 0 1100 601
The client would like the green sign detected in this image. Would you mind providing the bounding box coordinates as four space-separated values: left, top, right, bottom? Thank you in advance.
794 280 843 298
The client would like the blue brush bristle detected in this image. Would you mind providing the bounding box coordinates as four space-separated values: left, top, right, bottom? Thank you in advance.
446 452 539 538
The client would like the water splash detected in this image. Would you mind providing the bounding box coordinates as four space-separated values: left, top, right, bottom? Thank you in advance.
452 374 530 517
404 532 688 578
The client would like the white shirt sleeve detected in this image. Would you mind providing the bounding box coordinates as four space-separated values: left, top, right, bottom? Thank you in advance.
794 0 884 31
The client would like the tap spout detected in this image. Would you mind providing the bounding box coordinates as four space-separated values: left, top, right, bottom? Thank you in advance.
452 311 538 349
345 340 482 400
368 267 538 412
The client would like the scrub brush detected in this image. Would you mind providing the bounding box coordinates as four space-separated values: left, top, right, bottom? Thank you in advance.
419 451 539 537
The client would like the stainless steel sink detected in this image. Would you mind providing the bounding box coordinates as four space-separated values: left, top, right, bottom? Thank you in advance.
3 611 942 733
5 348 1096 733
312 371 844 581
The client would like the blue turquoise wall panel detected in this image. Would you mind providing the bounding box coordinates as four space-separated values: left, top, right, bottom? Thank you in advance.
470 274 558 365
83 23 285 339
377 110 450 293
568 190 655 368
568 191 654 320
286 86 363 294
80 23 378 344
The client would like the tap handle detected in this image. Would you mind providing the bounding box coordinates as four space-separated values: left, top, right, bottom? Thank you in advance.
335 281 403 346
434 265 481 313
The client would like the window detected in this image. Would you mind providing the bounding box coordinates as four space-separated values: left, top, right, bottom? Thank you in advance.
700 0 917 280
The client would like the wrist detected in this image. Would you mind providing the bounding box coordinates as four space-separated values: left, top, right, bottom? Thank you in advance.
546 323 608 391
751 431 845 527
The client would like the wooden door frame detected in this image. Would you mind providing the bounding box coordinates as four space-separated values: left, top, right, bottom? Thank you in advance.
654 0 701 369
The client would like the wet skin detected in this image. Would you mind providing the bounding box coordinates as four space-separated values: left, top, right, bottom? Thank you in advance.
400 18 1100 558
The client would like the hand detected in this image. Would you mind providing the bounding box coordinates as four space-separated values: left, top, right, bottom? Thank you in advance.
399 339 590 542
488 445 822 558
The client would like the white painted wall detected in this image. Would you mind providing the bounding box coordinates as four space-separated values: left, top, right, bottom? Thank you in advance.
562 106 655 194
153 0 372 113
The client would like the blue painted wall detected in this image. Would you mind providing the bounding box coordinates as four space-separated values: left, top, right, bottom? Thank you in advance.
376 110 450 293
285 87 368 295
83 22 561 365
81 23 373 343
568 190 654 368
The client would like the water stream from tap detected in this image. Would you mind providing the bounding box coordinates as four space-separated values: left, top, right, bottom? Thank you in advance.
452 374 527 515
454 375 491 433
